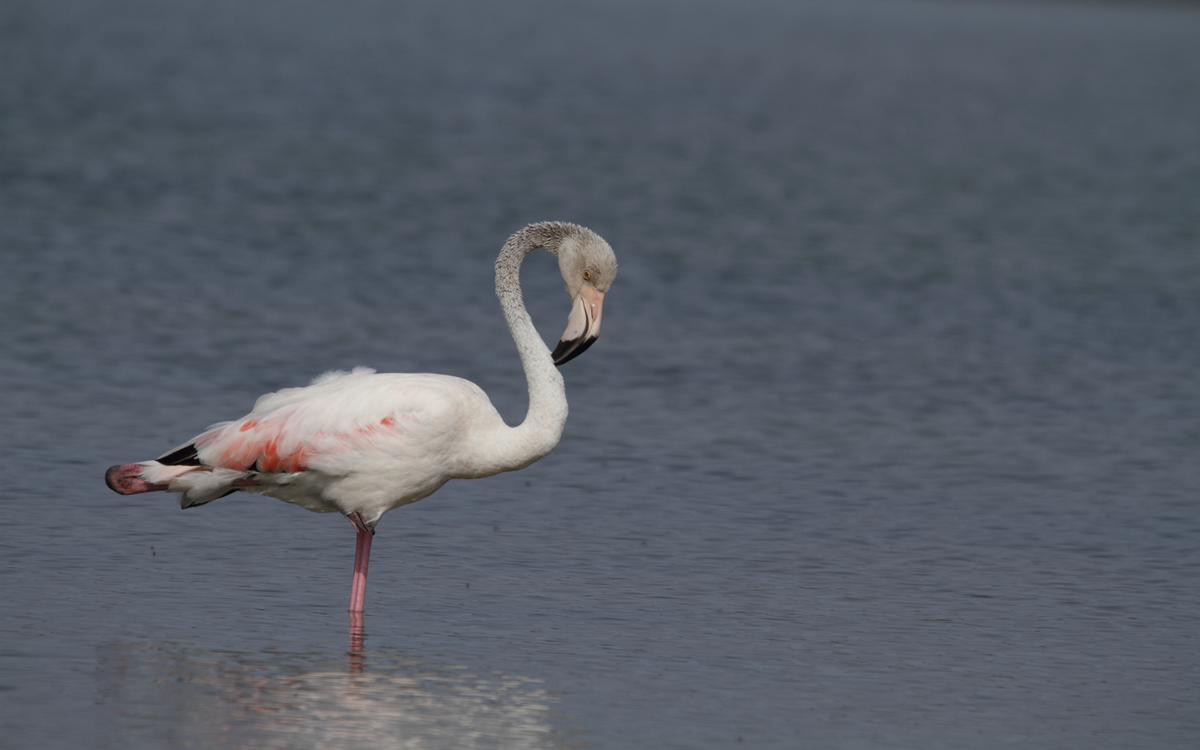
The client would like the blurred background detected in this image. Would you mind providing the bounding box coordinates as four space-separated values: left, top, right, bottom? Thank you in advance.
1 0 1198 748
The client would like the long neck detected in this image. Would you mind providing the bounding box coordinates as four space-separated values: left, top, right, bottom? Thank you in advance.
489 228 568 469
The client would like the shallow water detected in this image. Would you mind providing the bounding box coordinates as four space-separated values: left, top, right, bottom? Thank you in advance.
2 0 1199 747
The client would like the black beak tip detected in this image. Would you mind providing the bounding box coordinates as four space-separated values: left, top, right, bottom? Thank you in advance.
552 335 598 367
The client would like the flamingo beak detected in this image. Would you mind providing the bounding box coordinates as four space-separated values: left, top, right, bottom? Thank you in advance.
552 284 605 366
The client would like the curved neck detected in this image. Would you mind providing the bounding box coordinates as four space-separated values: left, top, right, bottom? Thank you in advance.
491 227 568 467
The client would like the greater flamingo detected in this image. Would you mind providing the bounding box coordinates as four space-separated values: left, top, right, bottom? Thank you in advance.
106 222 617 613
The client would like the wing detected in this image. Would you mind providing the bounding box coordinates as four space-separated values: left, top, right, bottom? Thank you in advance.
183 370 492 477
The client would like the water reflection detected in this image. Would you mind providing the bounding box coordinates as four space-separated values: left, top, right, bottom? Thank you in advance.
97 621 574 749
349 612 366 674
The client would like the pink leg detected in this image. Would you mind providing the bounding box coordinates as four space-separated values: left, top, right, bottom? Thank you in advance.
347 513 373 613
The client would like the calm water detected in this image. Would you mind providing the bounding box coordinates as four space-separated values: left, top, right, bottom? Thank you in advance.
2 0 1199 747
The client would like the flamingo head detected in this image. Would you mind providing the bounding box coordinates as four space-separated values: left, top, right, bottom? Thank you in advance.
552 230 617 366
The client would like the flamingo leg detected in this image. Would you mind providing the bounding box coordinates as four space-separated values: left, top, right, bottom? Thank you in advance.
347 512 374 613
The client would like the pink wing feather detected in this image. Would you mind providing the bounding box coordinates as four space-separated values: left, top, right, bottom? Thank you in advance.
192 404 400 474
188 371 461 476
192 411 311 473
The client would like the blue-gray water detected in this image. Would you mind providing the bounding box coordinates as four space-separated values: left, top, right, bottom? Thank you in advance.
2 0 1199 747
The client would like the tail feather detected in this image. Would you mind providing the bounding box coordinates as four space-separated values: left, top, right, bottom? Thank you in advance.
176 468 253 508
105 461 201 495
105 463 169 495
105 460 255 508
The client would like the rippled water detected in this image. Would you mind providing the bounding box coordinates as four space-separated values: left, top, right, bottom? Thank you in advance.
2 0 1199 747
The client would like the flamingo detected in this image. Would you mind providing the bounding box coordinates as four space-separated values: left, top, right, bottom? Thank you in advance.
106 222 617 613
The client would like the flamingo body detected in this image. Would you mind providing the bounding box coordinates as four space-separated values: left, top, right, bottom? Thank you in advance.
114 367 558 523
105 221 617 612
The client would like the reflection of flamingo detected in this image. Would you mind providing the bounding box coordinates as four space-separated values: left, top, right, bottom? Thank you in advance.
98 641 564 749
106 222 617 613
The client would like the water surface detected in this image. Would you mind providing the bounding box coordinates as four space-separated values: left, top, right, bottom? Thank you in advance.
2 0 1199 747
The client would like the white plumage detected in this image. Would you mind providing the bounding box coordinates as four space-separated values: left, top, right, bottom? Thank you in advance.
106 222 617 612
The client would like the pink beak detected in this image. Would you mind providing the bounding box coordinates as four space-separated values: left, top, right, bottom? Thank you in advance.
552 284 605 366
